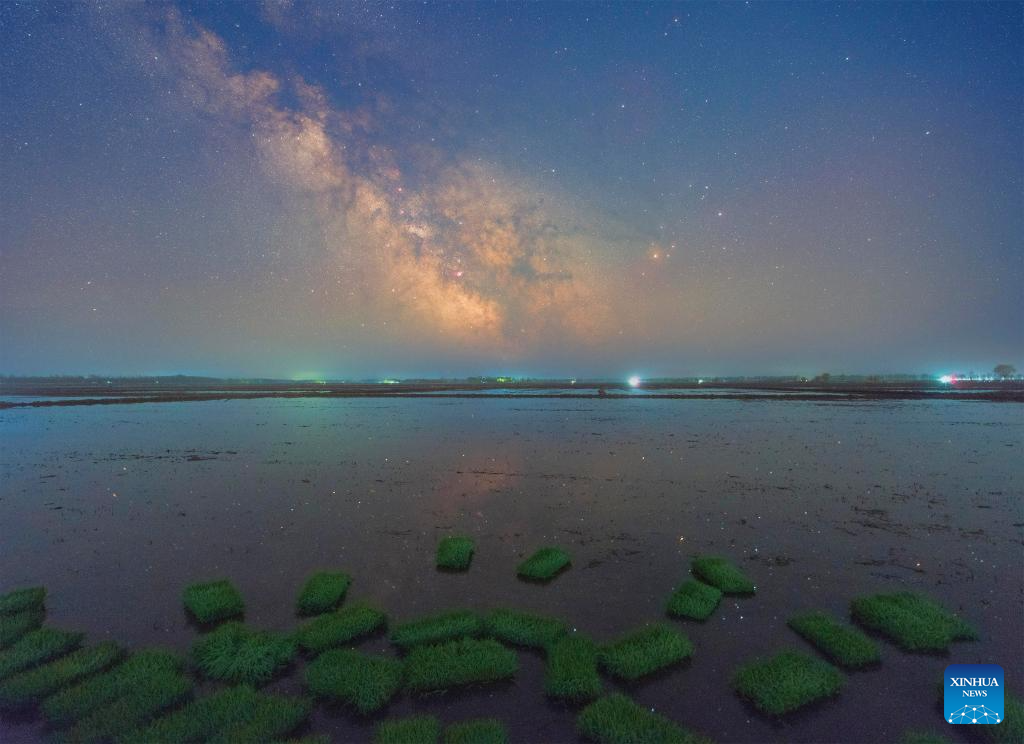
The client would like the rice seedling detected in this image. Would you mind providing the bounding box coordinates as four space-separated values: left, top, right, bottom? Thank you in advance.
192 622 296 686
732 650 843 715
0 642 122 709
119 685 311 744
437 536 475 570
577 694 710 744
296 571 352 615
269 737 330 744
0 608 44 649
665 580 722 621
544 633 602 702
305 649 403 714
690 556 755 595
296 603 386 653
0 627 83 679
599 624 693 682
182 579 245 624
444 718 507 744
517 547 571 581
375 716 441 744
404 638 517 693
0 586 45 615
898 732 954 744
788 611 880 668
981 691 1023 744
850 592 977 653
485 608 566 649
42 649 182 726
390 609 483 649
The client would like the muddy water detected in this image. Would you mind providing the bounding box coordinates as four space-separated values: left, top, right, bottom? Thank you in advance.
1 397 1021 743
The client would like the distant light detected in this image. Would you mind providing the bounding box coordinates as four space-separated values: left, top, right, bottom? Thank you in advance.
939 375 955 384
698 379 704 384
628 376 642 387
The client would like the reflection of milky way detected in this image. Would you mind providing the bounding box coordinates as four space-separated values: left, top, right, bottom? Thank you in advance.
159 11 616 352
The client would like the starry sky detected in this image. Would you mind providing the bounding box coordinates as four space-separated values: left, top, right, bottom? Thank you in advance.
1 1 1021 379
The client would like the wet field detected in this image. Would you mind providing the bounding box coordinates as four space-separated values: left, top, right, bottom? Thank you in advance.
1 396 1021 743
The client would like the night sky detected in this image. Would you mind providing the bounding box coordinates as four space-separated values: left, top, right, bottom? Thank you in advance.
1 1 1020 379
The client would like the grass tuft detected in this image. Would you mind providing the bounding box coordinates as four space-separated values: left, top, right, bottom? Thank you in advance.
391 609 483 649
788 611 880 668
577 694 710 744
517 547 571 581
444 718 507 744
691 556 755 594
980 690 1023 744
666 580 722 621
0 642 122 709
898 732 954 744
119 685 311 744
0 608 45 649
850 592 977 653
599 624 693 681
305 649 403 714
544 633 602 703
0 587 46 615
296 603 386 653
192 622 296 686
182 579 244 624
404 638 517 692
375 716 441 744
485 608 567 649
0 627 83 680
296 571 352 616
437 536 475 570
733 649 843 715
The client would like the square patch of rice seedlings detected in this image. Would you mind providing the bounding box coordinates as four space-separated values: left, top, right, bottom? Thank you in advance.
517 547 571 582
296 603 386 654
544 634 602 703
0 608 45 649
732 649 843 715
850 592 977 653
485 609 567 649
390 610 483 649
444 718 507 744
192 622 296 686
296 572 352 616
437 537 475 571
0 627 83 680
305 649 403 714
375 716 441 744
577 694 710 744
788 611 880 668
666 580 722 621
182 580 245 625
0 587 46 615
0 642 122 709
599 624 693 682
404 638 517 693
690 556 755 595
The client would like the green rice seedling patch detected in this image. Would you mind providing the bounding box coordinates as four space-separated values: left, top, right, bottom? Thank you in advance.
485 608 566 649
0 627 83 680
182 579 245 624
404 638 517 693
0 608 44 649
599 624 693 681
577 694 710 744
296 571 351 616
0 642 122 709
391 609 483 649
666 580 722 621
42 649 181 726
544 634 602 702
898 732 954 744
788 611 880 668
444 718 507 744
691 556 755 595
296 603 386 653
437 536 475 570
305 649 403 714
517 547 571 581
192 622 296 686
850 592 977 653
0 586 45 615
732 650 843 715
980 691 1023 744
375 716 441 744
269 737 330 744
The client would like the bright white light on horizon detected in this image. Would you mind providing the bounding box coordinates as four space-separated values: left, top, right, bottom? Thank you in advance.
939 375 954 384
628 375 642 387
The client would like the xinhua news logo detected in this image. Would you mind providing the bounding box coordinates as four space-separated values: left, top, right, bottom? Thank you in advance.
945 664 1004 725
